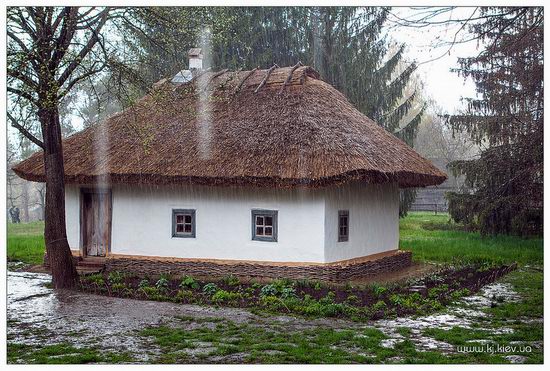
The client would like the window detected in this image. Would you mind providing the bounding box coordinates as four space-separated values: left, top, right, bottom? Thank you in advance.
172 209 196 238
338 210 349 242
252 209 278 242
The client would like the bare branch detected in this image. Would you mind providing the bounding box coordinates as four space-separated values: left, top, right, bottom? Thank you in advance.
7 67 39 90
49 7 79 70
56 8 110 88
7 86 38 105
7 111 44 149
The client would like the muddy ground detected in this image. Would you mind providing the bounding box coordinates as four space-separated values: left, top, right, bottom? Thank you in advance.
7 269 542 364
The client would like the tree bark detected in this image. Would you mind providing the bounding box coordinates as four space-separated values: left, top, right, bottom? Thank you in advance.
39 105 78 289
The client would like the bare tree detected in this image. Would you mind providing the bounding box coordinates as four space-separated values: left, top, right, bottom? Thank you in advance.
415 102 479 162
7 7 113 288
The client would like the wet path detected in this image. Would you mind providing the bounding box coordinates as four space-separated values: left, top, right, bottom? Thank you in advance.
7 270 532 363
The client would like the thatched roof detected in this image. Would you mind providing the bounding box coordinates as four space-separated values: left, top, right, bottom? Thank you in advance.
13 65 446 188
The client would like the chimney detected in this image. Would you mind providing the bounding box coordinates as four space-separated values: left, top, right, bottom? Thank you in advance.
188 48 203 70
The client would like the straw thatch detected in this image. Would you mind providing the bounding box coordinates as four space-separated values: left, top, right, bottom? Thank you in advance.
13 66 446 188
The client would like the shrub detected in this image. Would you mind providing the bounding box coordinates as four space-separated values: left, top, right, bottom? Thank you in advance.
202 283 219 296
179 275 199 290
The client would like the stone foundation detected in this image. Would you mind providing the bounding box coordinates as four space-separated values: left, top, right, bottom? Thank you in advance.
104 250 412 282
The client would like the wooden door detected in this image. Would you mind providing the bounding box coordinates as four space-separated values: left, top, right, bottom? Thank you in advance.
82 190 111 257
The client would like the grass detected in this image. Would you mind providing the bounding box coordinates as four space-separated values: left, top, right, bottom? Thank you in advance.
7 221 45 265
138 316 516 364
7 342 134 364
400 212 543 265
420 267 544 364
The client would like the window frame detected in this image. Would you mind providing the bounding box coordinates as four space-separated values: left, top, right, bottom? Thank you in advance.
172 209 196 238
251 209 278 242
338 210 349 242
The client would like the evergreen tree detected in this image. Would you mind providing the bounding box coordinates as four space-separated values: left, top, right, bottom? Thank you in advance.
447 7 543 235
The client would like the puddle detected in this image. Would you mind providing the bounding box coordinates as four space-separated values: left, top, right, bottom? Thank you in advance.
461 283 521 307
372 281 522 353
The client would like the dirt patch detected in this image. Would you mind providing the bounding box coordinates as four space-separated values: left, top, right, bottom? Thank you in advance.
77 262 517 321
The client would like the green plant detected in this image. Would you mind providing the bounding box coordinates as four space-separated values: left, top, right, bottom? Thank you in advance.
280 287 297 299
372 284 387 298
111 283 126 292
175 289 194 302
401 293 422 310
345 294 360 305
83 273 104 286
138 279 150 289
222 275 240 287
260 284 278 298
108 271 124 285
140 286 160 298
320 291 336 305
428 284 450 299
211 290 242 304
372 300 388 312
389 294 403 306
155 277 169 292
450 288 471 300
179 275 199 290
202 283 218 296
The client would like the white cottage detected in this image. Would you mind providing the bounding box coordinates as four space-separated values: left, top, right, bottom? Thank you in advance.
14 56 446 281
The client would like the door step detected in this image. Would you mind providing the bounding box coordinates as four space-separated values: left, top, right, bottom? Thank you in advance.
76 257 106 274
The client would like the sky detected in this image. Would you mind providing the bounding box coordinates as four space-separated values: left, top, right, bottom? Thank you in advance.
387 7 480 113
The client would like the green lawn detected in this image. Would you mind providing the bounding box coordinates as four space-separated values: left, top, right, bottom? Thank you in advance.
7 221 45 265
400 212 543 265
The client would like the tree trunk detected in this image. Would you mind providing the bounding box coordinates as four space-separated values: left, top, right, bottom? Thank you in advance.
39 106 78 289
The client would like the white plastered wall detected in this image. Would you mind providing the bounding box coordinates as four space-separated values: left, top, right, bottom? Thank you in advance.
323 181 399 263
63 181 399 263
110 184 326 262
65 185 80 249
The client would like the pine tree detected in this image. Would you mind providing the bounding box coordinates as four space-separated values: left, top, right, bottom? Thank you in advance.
447 7 543 236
